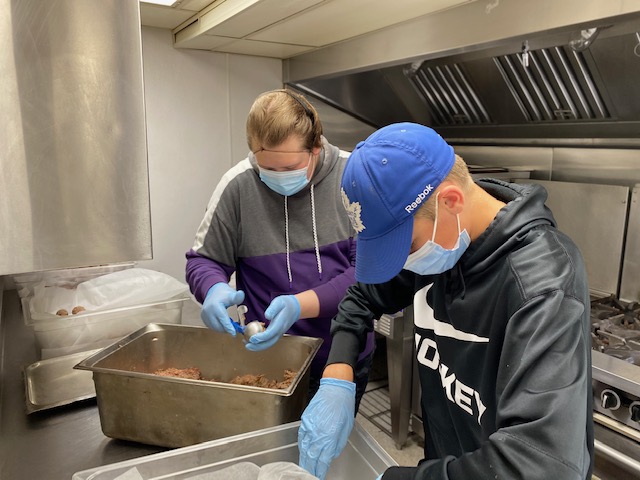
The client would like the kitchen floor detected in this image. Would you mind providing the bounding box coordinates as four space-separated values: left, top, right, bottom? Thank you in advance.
356 339 425 468
357 385 424 468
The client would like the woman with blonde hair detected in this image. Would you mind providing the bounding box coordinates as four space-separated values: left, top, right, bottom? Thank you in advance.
186 89 375 407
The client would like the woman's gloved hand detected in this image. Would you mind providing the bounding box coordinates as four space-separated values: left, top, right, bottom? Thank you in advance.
298 378 356 480
201 282 245 335
246 295 300 351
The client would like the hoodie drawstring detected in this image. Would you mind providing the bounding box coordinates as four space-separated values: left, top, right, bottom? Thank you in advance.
310 184 323 280
285 195 292 287
284 184 322 289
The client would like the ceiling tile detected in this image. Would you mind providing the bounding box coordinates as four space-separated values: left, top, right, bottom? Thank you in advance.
249 0 471 47
213 39 316 58
167 0 476 59
200 0 324 38
173 34 236 50
140 4 196 29
177 0 216 12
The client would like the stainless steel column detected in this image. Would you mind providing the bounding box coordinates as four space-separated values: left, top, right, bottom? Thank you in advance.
375 307 415 449
0 0 151 275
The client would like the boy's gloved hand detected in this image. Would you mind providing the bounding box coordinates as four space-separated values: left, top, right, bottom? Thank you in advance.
246 295 300 351
298 378 356 479
201 282 245 335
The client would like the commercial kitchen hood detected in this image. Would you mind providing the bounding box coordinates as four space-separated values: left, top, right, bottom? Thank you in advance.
285 0 640 144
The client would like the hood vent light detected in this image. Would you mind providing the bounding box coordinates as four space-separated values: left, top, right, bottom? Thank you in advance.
404 62 492 127
494 46 610 122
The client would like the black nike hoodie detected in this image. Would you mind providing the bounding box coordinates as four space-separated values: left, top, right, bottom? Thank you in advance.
328 179 594 480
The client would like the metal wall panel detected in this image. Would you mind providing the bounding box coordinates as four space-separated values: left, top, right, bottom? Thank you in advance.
442 144 639 298
551 148 640 187
620 185 640 301
0 0 151 275
516 179 629 296
444 145 640 187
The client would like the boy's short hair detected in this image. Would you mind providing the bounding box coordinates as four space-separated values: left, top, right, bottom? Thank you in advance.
246 89 323 152
415 154 473 220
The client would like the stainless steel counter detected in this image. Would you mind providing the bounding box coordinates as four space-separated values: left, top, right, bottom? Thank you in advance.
0 289 203 480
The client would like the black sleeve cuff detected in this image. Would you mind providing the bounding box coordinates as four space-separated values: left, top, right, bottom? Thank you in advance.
326 330 361 370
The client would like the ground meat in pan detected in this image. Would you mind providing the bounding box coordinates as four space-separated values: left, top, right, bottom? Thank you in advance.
153 367 202 380
228 369 297 389
152 367 297 389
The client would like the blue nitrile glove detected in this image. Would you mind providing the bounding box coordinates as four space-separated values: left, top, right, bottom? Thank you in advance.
246 295 300 351
201 282 245 336
298 378 356 480
376 475 383 480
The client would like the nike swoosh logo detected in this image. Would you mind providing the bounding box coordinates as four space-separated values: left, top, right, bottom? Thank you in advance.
413 284 489 343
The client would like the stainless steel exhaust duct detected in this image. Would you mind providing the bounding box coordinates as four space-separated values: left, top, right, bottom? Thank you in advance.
0 0 151 275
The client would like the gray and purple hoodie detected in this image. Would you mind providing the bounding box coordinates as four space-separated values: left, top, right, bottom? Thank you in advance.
186 138 375 378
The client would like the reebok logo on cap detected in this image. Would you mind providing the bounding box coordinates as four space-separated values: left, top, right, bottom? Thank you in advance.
405 184 434 213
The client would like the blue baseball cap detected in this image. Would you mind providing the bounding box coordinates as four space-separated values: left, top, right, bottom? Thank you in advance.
341 122 455 284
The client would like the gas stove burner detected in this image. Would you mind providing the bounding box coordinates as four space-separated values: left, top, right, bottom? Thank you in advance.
591 295 640 365
620 302 640 328
591 295 640 322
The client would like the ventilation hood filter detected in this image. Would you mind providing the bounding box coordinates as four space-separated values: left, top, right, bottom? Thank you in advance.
405 45 610 128
404 61 491 126
494 46 609 122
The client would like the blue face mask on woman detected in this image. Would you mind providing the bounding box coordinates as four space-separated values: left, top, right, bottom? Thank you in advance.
403 193 471 275
259 165 310 196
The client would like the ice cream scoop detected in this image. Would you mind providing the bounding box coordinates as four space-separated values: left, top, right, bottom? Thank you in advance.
242 320 265 341
233 305 265 341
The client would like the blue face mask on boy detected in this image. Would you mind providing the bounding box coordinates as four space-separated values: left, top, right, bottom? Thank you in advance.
259 165 310 196
403 193 470 275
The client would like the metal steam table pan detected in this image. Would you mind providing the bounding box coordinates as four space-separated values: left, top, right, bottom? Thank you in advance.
24 349 101 414
75 323 322 448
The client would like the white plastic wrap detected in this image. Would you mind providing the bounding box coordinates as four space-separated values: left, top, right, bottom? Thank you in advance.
257 462 319 479
30 268 188 318
183 462 261 480
178 462 317 480
24 268 191 359
109 461 319 480
13 262 136 298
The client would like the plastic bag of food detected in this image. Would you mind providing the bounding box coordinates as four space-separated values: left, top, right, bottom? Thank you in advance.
185 461 260 480
74 268 188 310
257 462 319 479
31 268 188 316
